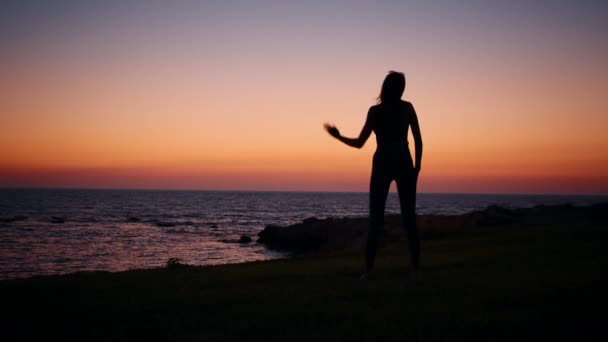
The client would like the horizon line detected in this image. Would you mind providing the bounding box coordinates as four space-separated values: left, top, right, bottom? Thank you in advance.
1 186 607 197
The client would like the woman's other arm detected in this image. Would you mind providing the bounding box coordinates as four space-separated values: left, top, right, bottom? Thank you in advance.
410 104 423 172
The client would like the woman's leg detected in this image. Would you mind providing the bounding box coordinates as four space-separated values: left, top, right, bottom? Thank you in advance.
396 169 420 271
366 159 392 272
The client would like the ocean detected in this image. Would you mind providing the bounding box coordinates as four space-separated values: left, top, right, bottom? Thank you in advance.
1 188 606 280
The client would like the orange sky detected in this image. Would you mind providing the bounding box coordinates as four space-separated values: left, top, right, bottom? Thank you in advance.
1 2 607 194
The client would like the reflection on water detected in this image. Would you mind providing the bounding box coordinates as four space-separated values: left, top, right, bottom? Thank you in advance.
2 221 285 279
1 189 606 279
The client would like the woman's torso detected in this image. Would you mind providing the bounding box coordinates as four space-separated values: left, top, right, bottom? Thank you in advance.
370 100 415 170
371 100 414 146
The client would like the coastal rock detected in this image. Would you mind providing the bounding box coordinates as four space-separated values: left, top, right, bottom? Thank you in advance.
127 217 141 222
591 203 608 222
303 217 319 224
468 205 520 227
156 222 176 227
263 214 465 252
165 257 188 269
255 215 443 252
256 203 603 253
257 217 367 252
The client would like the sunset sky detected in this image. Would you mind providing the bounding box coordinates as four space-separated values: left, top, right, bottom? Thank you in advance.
1 1 607 194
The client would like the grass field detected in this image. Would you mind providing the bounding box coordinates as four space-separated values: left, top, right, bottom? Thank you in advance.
2 223 607 341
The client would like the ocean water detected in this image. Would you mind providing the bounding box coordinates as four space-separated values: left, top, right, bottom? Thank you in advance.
1 188 606 280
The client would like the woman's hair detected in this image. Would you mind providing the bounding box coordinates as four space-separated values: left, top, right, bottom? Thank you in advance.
377 70 406 104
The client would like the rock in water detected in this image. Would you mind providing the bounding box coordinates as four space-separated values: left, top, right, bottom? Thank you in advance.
239 235 252 243
0 216 28 223
50 216 65 224
220 236 253 244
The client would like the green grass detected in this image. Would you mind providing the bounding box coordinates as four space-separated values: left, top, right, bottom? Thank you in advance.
3 224 607 341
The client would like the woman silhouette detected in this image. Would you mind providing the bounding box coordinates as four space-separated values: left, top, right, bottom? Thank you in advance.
324 71 422 279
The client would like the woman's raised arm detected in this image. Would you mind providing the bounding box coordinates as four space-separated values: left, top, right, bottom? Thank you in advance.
324 109 374 149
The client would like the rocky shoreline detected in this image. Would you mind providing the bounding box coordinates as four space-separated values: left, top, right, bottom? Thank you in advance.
256 202 608 253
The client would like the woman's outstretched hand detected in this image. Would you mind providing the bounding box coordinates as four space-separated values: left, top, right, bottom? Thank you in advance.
324 123 341 139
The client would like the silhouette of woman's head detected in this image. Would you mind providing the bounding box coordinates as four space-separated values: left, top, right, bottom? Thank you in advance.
378 71 405 104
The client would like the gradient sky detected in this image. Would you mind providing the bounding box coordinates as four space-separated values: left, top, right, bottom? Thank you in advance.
1 0 607 194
